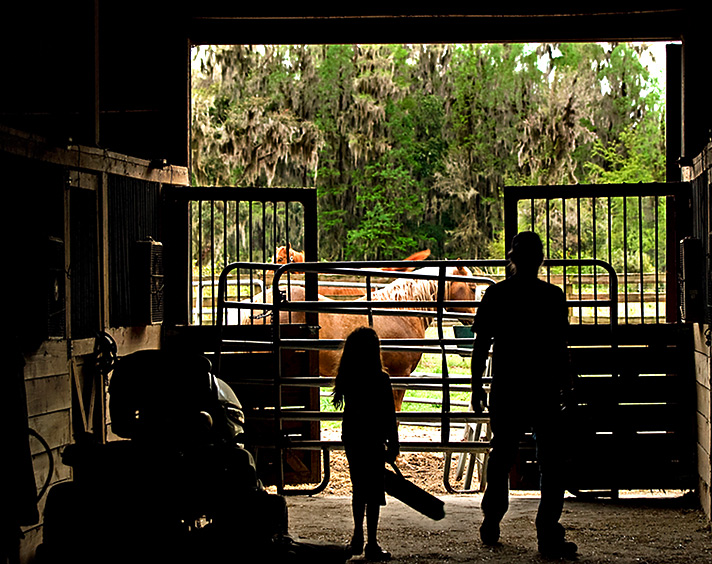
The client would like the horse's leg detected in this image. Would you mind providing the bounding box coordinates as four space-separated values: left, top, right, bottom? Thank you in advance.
393 387 406 411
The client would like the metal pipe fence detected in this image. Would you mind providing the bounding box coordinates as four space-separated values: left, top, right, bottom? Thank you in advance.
504 184 678 324
186 187 318 326
215 259 618 494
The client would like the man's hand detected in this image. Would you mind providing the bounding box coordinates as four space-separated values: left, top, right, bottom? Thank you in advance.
471 386 487 415
385 442 400 463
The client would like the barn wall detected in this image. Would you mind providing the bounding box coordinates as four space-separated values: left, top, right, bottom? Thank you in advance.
694 325 712 519
682 143 712 520
2 126 188 561
2 5 711 562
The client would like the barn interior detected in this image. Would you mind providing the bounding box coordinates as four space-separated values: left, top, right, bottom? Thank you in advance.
2 4 711 563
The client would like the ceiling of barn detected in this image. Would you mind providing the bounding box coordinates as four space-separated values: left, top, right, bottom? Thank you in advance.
185 5 691 45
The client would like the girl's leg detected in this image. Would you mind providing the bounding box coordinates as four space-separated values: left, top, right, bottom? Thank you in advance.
366 502 380 545
365 503 391 560
350 497 365 553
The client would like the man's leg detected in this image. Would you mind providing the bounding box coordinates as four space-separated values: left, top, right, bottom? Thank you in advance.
534 416 577 558
480 419 521 544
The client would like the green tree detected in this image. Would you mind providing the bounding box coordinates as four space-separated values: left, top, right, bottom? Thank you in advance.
191 42 665 263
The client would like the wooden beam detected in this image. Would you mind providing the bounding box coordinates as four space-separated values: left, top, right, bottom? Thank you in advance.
188 9 687 45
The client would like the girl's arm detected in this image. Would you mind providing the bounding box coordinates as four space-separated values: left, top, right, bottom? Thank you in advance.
384 375 400 461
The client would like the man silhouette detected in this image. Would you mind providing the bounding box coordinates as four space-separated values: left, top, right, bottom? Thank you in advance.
471 231 577 559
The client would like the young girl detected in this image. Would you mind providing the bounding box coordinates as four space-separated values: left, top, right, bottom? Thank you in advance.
333 326 400 561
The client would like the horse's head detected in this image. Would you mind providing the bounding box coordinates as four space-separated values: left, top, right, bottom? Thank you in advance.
275 245 289 264
446 265 478 314
275 244 305 264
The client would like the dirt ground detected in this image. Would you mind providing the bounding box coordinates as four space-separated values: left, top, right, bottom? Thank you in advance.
282 427 712 563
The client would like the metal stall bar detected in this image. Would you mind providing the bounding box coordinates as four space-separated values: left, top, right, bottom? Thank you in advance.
270 261 484 494
505 183 688 325
166 185 318 326
215 259 618 495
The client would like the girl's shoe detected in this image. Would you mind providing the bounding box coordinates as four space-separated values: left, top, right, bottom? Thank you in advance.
348 534 364 555
365 543 392 561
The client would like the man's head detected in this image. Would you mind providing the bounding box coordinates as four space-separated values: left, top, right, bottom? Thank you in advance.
507 231 544 275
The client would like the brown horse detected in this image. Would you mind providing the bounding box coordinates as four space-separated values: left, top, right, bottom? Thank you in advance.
275 244 305 264
380 249 431 271
316 265 477 410
274 246 432 272
236 284 312 325
236 265 477 410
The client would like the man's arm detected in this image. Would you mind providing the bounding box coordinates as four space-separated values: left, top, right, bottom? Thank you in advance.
470 290 494 414
471 333 490 414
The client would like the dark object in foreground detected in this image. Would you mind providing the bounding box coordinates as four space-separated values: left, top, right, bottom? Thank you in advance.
37 350 349 564
384 463 445 521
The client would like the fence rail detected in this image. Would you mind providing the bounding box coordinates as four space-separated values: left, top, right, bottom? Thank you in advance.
215 259 618 494
503 183 685 324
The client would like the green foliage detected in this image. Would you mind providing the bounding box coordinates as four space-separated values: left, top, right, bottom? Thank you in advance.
191 42 666 262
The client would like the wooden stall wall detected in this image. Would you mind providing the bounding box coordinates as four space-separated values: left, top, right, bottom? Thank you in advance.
695 323 712 519
2 126 188 561
682 143 712 520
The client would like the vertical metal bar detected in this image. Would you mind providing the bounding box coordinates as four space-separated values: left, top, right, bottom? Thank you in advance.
303 191 319 328
263 200 269 319
623 197 629 324
236 199 242 324
286 200 291 259
272 200 277 263
248 201 254 325
221 200 227 325
562 198 567 309
546 198 551 284
503 188 519 268
436 266 450 446
608 196 613 324
215 262 228 378
576 197 582 324
638 196 644 324
237 200 242 267
189 201 195 325
366 275 374 327
284 201 292 322
209 201 216 324
654 195 660 322
272 265 285 494
262 202 270 262
248 201 253 264
530 197 535 232
592 197 599 324
198 200 204 325
222 198 228 275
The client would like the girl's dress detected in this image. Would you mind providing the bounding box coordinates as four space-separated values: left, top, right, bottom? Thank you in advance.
341 370 399 506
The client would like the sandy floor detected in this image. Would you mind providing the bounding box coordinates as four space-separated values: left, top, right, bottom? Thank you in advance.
282 427 711 563
286 491 711 563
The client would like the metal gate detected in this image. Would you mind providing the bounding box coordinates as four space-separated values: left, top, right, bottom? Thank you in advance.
503 182 697 494
163 186 322 485
165 183 697 496
213 258 619 495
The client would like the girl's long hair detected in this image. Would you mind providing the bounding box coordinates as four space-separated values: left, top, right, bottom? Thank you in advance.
332 326 385 409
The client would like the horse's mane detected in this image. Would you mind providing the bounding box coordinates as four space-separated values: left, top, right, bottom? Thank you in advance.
371 267 451 304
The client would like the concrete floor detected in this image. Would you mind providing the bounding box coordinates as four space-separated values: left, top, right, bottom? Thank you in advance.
286 491 711 563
